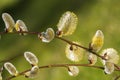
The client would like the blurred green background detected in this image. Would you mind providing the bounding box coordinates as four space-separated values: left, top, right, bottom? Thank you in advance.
0 0 120 80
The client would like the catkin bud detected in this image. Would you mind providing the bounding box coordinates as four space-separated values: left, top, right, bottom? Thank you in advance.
104 62 114 74
38 28 55 43
0 74 2 80
2 13 15 32
15 20 28 35
0 67 3 80
88 53 97 65
65 42 83 62
24 52 38 66
4 62 18 76
57 11 78 37
101 48 119 65
68 66 79 76
24 66 39 78
0 75 2 80
90 30 104 52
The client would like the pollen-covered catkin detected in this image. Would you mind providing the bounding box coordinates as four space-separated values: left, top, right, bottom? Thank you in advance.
90 30 104 52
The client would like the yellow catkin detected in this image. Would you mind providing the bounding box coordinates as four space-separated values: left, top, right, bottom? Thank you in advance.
90 30 104 52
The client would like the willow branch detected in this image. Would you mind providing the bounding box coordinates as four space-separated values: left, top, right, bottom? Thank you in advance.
6 63 104 80
0 31 119 80
0 31 105 64
55 36 106 60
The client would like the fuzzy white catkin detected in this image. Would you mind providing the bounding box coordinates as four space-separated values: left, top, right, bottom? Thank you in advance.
0 75 2 80
38 28 55 43
24 52 38 66
104 62 114 74
2 13 15 32
101 48 119 65
57 11 78 37
15 20 28 35
65 42 83 62
68 66 79 76
4 62 18 76
24 66 39 78
101 48 119 74
88 53 97 65
0 67 3 80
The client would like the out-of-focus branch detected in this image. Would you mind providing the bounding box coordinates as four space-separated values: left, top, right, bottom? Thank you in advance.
6 63 104 80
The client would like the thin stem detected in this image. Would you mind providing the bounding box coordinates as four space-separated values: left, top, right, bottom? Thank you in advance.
114 64 120 70
55 36 106 60
0 31 119 80
0 31 105 60
6 63 104 80
0 31 105 64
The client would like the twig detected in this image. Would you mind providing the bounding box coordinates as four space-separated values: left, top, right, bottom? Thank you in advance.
114 64 120 70
55 36 106 60
6 63 104 80
0 31 119 80
0 31 106 63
